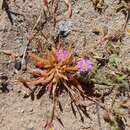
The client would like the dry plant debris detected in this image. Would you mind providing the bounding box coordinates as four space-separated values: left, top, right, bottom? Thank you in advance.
43 0 72 17
101 29 124 44
91 0 107 13
0 75 9 93
1 0 130 130
20 45 92 99
0 49 18 61
19 44 93 126
117 0 130 30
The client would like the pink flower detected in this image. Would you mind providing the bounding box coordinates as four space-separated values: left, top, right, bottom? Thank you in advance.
76 59 92 72
55 50 70 62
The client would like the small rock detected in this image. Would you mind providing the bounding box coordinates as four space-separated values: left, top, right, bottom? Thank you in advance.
21 109 24 113
56 20 73 38
15 60 22 70
74 9 80 14
29 108 33 112
28 3 33 8
17 90 22 93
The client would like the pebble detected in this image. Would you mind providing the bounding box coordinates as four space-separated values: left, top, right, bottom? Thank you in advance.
29 108 33 112
14 60 22 71
56 20 73 38
21 109 24 113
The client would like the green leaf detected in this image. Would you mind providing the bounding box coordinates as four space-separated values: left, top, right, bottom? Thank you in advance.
116 74 127 83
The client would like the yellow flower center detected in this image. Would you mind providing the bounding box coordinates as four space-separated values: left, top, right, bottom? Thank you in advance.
60 54 65 59
49 128 53 130
82 64 87 69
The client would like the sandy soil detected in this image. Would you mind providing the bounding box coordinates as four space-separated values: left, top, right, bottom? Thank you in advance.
0 0 130 130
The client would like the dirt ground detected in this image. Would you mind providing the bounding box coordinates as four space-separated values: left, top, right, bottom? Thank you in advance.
0 0 130 130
